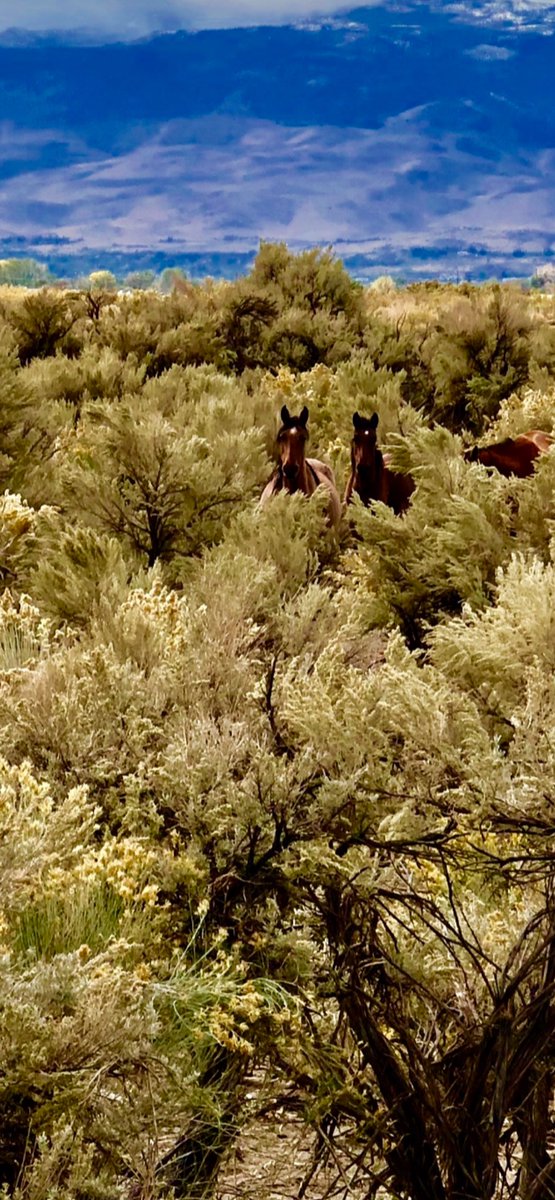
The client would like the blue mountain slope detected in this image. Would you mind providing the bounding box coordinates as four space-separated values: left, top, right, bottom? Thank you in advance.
0 3 554 278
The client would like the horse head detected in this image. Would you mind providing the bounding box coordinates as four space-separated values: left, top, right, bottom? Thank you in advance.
277 404 310 492
350 411 383 489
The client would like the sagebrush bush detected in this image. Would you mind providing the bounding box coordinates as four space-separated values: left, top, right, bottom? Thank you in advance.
1 258 555 1199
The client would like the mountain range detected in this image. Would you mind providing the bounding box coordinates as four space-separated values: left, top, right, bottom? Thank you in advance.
0 2 554 280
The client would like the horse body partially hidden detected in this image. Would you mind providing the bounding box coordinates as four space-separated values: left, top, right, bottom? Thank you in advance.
466 429 553 477
344 411 415 515
260 404 342 528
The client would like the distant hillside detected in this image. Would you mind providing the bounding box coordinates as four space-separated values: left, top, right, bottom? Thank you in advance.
1 2 554 280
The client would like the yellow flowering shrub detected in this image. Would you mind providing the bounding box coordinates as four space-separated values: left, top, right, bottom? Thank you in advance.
0 492 40 584
0 757 98 912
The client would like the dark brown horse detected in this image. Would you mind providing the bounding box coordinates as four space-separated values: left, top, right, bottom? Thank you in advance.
466 430 553 477
260 404 342 528
344 411 415 515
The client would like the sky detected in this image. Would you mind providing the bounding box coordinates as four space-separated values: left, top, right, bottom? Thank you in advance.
0 0 358 38
1 1 555 38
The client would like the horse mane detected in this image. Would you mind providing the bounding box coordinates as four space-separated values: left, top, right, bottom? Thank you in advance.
306 460 323 489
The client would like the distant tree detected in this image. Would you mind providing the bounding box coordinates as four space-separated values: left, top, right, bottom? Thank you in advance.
369 274 397 293
87 270 117 292
530 264 555 292
124 269 156 290
251 242 363 321
0 258 50 287
159 266 187 294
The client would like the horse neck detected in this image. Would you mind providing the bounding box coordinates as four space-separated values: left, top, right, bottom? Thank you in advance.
352 446 385 503
303 460 320 495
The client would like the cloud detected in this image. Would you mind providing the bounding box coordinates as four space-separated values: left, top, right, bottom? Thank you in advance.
4 0 555 39
444 1 555 29
465 43 515 59
0 1 359 38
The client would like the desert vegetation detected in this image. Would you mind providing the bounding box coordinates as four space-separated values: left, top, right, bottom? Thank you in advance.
1 246 555 1199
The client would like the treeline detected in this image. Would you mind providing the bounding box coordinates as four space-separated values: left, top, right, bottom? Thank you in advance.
0 259 189 292
2 243 555 428
1 245 555 1200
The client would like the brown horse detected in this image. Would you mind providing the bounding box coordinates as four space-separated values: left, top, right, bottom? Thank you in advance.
344 411 415 515
260 404 342 528
466 430 553 477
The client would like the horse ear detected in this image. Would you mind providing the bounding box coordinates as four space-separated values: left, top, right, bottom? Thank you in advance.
370 412 379 429
353 411 363 430
281 404 290 425
299 406 309 427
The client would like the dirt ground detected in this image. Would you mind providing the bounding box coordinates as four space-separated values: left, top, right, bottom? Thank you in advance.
217 1107 385 1200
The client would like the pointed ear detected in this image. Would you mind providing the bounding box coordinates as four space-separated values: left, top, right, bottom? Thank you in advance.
280 404 290 425
299 406 309 427
369 412 379 429
352 411 363 430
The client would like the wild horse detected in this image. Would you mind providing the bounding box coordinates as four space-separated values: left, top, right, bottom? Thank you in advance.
260 404 342 528
466 430 553 477
344 411 415 515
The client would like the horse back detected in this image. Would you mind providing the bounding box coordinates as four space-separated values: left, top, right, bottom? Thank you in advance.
516 430 553 455
382 453 415 515
473 429 552 478
309 459 335 485
479 438 540 478
259 472 281 505
307 458 342 528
